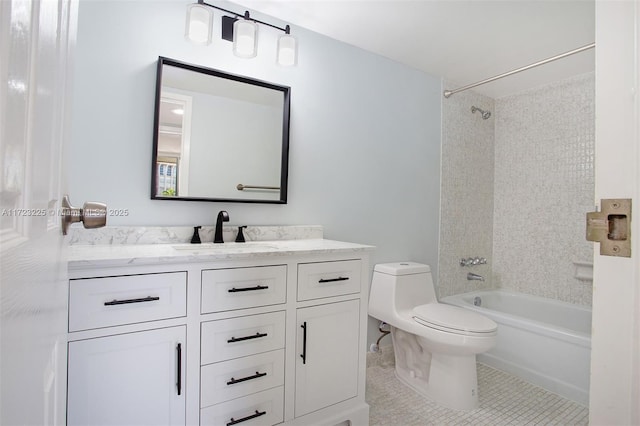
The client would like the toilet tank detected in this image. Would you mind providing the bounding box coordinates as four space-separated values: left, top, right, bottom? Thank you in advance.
369 262 437 322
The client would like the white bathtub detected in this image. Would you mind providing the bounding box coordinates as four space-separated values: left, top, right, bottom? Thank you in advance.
441 290 591 406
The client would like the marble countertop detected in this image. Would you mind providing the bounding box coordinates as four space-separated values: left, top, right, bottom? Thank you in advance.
68 239 375 270
66 225 324 246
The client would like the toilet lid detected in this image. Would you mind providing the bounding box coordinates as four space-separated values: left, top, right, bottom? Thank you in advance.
413 304 497 336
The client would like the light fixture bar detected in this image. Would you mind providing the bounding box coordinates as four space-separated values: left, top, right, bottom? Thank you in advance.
188 0 297 65
198 0 289 34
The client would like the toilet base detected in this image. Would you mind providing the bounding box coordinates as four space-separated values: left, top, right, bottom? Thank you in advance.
392 328 480 411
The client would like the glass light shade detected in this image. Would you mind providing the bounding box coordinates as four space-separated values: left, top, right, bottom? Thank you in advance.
185 4 213 45
233 19 258 58
277 33 297 66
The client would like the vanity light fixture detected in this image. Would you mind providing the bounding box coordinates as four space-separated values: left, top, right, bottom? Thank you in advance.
232 11 258 58
277 26 297 67
184 1 297 66
185 3 214 45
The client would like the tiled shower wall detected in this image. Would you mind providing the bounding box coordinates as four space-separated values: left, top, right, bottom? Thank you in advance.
438 73 594 306
438 83 495 298
493 73 594 305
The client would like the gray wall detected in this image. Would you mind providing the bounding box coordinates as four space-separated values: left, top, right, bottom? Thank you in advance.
69 0 442 346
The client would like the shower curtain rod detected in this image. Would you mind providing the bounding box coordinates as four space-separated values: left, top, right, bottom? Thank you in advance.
443 42 595 98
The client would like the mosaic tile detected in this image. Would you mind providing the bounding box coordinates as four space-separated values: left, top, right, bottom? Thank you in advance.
439 73 594 307
367 363 588 425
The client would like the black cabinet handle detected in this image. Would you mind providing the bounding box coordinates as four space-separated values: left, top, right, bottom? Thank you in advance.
104 296 160 306
227 332 268 343
318 277 349 283
226 371 267 386
300 322 307 365
176 343 182 396
228 285 268 293
227 410 266 426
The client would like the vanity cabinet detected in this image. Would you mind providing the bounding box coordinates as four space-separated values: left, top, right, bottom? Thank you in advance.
295 259 362 417
295 299 360 417
67 326 186 426
67 240 372 426
199 265 287 425
66 271 188 426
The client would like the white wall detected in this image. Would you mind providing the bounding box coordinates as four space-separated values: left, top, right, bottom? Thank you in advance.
69 0 442 347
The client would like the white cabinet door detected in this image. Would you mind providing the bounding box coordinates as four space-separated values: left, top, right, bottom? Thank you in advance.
67 326 186 426
295 299 360 417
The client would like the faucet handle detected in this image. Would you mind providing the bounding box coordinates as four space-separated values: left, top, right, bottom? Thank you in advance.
460 258 474 267
191 226 202 244
460 256 488 267
235 226 247 243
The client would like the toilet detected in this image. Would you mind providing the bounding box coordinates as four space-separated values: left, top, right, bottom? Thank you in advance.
369 262 497 411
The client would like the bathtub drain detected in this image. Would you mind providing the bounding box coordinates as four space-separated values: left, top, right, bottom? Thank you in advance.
473 296 482 307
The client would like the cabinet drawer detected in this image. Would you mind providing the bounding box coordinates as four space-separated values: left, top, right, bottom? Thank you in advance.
201 265 286 314
200 386 283 426
201 349 284 407
201 311 285 364
69 272 187 332
297 260 361 301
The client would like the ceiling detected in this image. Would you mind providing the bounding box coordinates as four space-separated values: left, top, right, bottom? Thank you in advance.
232 0 595 99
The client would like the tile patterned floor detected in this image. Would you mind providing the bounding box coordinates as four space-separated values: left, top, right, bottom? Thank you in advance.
366 363 589 425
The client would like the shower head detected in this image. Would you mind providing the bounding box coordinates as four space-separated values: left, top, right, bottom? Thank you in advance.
471 106 491 120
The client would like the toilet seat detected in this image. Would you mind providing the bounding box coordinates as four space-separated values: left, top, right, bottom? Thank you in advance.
413 303 497 336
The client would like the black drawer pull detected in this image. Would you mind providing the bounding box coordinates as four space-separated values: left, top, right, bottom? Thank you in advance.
176 343 182 395
227 371 267 386
104 296 160 306
227 410 266 426
228 285 269 293
300 322 307 365
318 277 349 283
227 332 268 343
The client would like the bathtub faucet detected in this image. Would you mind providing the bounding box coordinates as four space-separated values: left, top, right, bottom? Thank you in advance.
467 272 485 282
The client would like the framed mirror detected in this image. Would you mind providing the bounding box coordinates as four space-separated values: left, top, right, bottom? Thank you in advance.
151 57 290 203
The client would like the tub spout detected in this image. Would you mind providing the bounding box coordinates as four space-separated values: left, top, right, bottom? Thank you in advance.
467 272 484 282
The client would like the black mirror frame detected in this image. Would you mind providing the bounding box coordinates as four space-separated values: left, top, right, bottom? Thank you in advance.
151 56 290 204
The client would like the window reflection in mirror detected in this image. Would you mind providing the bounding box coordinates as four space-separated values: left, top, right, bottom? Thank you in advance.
157 93 191 197
151 57 290 203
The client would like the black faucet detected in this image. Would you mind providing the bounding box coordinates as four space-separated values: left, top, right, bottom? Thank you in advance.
214 211 229 243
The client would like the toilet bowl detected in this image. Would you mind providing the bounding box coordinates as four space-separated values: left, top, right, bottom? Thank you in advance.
369 262 497 411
